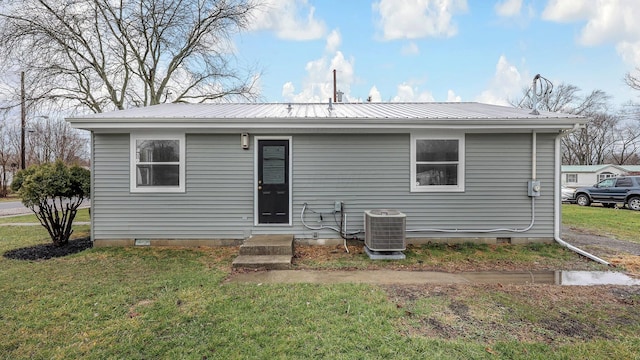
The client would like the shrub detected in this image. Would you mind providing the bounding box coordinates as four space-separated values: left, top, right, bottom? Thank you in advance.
11 161 90 246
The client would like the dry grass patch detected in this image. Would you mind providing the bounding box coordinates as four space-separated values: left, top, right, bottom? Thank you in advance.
293 242 609 272
385 283 640 348
609 254 640 276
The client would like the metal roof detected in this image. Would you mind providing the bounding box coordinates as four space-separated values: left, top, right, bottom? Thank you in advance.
562 165 640 173
561 165 618 173
620 165 640 173
67 102 587 133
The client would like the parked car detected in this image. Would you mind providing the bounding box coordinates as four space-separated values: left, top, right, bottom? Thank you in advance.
561 186 576 203
574 176 640 210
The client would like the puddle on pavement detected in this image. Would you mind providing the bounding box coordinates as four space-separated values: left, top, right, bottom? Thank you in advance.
460 271 640 286
558 271 640 286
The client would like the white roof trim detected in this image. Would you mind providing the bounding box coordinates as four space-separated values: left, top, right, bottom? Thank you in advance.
67 102 587 133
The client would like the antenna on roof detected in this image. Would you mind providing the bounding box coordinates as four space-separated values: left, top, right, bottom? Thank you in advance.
528 74 553 115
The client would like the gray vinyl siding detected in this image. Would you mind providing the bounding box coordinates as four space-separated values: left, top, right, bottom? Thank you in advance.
93 133 253 240
92 132 556 241
290 133 554 239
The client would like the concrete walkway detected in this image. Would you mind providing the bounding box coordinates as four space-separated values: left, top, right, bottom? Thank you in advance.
227 270 557 285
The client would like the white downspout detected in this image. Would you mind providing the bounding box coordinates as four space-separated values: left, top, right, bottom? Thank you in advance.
532 131 537 181
554 127 610 266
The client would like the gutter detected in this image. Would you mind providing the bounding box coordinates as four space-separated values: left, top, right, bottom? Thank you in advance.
554 125 611 266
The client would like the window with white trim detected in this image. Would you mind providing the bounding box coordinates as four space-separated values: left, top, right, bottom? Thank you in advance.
597 172 615 182
130 133 185 193
565 173 578 183
411 133 465 192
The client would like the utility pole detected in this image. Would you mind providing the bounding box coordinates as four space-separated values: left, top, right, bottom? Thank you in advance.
21 71 26 170
333 69 337 103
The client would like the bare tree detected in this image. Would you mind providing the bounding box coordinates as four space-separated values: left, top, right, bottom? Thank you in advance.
625 68 640 93
513 82 617 165
0 0 261 113
0 120 18 197
609 123 640 165
0 111 88 183
606 105 640 165
26 117 89 166
562 112 618 165
514 82 610 115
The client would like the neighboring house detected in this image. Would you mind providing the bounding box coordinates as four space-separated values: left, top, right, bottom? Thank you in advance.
562 164 640 188
67 102 586 247
621 165 640 175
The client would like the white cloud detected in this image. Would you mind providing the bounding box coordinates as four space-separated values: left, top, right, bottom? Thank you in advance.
542 0 640 64
541 0 592 23
495 0 522 17
325 29 341 53
368 86 382 102
447 89 461 102
617 41 640 65
373 0 468 40
401 42 420 56
392 83 435 102
282 81 296 98
476 55 525 106
282 30 356 102
250 0 326 40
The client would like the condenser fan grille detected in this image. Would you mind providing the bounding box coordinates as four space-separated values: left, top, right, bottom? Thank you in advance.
364 209 406 251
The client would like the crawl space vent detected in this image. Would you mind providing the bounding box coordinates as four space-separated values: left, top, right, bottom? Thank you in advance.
364 209 406 252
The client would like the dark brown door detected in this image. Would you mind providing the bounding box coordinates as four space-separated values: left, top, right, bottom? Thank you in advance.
257 140 289 224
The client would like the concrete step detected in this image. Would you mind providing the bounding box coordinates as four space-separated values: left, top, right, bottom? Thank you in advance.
239 235 293 256
232 255 292 270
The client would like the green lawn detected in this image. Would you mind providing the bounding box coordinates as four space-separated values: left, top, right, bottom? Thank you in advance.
1 221 639 359
0 208 90 224
0 194 20 203
562 204 640 244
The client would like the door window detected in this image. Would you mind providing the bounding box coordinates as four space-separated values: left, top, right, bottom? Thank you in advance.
262 146 286 184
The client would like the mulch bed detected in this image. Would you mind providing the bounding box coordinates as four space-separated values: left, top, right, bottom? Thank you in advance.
3 237 92 261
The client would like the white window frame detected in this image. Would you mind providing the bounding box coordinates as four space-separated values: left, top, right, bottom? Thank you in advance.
130 133 186 193
597 172 616 182
565 173 578 183
410 132 465 192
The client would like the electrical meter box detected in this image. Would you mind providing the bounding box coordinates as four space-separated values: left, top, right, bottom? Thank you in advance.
528 180 541 197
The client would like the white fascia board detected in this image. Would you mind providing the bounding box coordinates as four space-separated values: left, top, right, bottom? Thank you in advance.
68 117 586 134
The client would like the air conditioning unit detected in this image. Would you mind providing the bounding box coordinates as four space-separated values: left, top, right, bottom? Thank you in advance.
364 209 406 251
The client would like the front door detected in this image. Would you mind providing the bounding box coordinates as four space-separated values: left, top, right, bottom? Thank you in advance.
257 139 290 224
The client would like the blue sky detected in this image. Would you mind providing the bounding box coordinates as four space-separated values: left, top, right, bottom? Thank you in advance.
235 0 640 108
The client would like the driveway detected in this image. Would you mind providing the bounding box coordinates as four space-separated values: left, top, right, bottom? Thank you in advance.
562 226 640 257
0 201 36 217
0 200 90 217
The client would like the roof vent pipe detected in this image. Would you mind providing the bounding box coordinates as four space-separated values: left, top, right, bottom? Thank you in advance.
530 74 541 115
328 97 333 111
